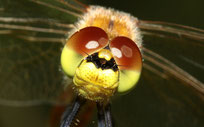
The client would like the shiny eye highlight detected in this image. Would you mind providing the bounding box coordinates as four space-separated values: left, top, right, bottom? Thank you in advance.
61 27 108 77
66 26 109 56
110 36 142 93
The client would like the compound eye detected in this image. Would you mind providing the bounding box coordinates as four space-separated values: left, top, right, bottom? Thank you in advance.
66 26 109 56
109 36 142 93
109 36 142 70
61 27 108 77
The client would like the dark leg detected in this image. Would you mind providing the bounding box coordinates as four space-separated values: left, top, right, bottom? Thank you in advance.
97 102 113 127
104 103 112 127
97 103 105 127
60 96 86 127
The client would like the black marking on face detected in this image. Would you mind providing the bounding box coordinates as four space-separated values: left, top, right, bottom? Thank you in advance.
86 53 118 71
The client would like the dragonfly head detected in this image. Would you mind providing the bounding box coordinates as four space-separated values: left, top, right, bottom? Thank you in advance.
61 27 142 102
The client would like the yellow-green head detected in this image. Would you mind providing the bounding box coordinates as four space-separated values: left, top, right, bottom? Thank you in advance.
61 27 142 102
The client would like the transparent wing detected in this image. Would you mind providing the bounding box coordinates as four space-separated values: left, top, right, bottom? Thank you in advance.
138 20 204 96
0 0 84 106
111 20 204 127
0 0 204 127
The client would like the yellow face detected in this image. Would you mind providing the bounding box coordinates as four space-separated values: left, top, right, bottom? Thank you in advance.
61 27 142 102
74 49 119 101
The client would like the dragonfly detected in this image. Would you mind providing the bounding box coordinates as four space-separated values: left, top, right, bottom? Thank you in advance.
0 0 204 127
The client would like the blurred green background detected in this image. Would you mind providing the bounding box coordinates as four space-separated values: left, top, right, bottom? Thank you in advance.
87 0 204 29
0 0 203 127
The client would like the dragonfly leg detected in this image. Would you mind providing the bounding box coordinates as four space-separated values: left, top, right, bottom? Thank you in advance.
104 103 113 127
60 96 86 127
97 102 113 127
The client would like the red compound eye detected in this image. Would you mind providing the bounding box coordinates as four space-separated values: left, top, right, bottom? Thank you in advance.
109 36 142 71
66 26 109 56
